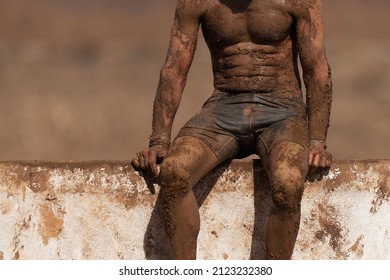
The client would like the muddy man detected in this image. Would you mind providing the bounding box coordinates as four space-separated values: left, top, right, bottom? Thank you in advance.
132 0 332 260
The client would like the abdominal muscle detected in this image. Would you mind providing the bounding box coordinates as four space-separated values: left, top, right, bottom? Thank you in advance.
212 41 302 95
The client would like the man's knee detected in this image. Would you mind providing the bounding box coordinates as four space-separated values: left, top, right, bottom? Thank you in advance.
159 157 191 195
266 142 308 211
269 149 307 210
270 166 306 211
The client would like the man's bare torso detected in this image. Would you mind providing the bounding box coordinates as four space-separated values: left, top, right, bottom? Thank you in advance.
198 0 301 94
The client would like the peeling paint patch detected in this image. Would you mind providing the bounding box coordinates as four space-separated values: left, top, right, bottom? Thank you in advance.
315 202 348 258
349 235 364 258
39 204 64 245
370 176 390 214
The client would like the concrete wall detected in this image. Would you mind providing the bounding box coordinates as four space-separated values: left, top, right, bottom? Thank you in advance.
0 159 389 260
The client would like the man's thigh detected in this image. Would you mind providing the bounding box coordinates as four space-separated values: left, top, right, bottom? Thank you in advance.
161 136 223 188
257 117 309 161
264 141 309 181
257 117 309 185
261 141 309 212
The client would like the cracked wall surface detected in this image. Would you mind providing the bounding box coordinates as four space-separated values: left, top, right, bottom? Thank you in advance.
0 160 389 260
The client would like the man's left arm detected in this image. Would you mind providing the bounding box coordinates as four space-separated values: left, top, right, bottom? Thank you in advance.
294 0 333 173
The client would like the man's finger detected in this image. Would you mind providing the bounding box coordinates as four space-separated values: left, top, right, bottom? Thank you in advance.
131 155 140 169
320 154 327 168
148 150 159 177
313 153 321 167
308 152 314 166
142 150 150 170
308 165 318 175
326 153 333 167
138 152 146 169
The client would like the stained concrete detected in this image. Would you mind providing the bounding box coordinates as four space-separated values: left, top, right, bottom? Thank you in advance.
0 160 389 260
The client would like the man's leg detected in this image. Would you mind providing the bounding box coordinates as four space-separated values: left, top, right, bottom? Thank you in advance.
263 141 309 260
158 136 221 259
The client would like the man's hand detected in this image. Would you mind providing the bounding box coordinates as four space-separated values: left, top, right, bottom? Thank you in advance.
131 145 168 177
308 140 332 175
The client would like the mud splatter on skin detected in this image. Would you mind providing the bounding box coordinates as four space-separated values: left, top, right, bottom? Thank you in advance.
158 143 195 242
159 192 178 240
150 0 204 146
157 136 220 259
268 142 308 212
265 142 308 259
295 0 332 142
204 0 302 94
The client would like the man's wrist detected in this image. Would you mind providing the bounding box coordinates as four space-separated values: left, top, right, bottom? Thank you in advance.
309 139 327 149
149 134 171 149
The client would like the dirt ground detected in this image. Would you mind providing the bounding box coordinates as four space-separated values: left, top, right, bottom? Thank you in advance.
0 0 389 161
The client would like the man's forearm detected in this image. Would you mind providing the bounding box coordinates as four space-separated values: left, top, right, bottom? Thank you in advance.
306 67 333 142
150 66 187 147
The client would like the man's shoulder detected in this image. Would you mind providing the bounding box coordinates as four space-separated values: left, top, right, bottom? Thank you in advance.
176 0 214 15
287 0 322 10
286 0 322 17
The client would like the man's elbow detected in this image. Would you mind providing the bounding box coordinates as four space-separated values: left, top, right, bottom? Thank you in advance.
304 62 331 88
160 63 188 83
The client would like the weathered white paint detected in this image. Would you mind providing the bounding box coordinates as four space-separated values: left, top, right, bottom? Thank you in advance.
0 160 389 260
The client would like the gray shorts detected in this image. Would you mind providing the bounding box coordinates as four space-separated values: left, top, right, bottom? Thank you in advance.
176 90 309 162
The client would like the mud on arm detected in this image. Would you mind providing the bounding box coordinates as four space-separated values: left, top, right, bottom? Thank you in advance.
132 1 204 175
294 0 333 169
151 1 202 147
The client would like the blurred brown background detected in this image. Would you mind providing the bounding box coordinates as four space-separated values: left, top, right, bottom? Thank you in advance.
0 0 389 161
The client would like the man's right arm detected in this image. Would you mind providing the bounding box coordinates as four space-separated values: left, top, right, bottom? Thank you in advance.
132 0 204 176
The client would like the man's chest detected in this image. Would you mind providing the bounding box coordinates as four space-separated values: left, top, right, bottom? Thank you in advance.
202 0 294 45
